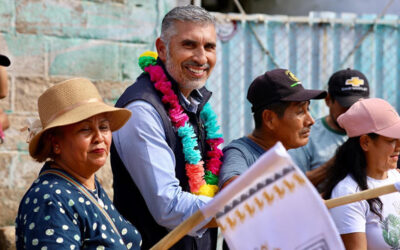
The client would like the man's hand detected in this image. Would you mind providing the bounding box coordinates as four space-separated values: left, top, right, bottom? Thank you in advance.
221 175 239 190
204 218 218 228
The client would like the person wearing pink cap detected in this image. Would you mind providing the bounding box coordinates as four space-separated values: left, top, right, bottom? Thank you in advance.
322 98 400 250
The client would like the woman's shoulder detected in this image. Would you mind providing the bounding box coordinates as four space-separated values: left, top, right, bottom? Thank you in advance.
388 169 400 180
17 173 87 216
27 174 74 197
331 175 359 198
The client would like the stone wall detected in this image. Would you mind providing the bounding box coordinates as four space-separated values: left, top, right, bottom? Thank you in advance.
0 0 176 229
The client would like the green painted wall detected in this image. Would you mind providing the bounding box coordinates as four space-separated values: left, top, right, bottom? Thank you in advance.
0 0 177 227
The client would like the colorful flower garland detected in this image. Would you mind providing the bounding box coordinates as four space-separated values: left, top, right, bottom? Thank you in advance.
138 51 224 197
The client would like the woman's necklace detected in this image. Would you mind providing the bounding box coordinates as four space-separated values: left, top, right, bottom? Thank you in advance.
87 184 105 208
138 51 224 197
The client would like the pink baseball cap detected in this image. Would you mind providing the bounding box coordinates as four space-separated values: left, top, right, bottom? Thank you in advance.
337 98 400 139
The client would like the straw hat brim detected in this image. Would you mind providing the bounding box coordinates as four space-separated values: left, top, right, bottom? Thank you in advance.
29 101 131 157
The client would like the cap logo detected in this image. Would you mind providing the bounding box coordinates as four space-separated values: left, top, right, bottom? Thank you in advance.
285 70 301 87
345 77 364 87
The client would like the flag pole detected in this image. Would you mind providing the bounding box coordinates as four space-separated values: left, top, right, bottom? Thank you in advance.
324 183 397 209
150 210 205 250
150 183 399 249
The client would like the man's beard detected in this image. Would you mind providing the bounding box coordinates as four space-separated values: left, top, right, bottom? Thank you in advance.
165 52 209 91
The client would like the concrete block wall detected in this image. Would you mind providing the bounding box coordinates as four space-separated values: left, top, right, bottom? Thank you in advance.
0 0 177 228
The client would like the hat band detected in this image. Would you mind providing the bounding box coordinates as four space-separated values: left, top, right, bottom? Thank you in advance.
43 98 103 128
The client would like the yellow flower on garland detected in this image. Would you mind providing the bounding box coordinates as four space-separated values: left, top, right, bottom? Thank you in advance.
138 51 158 70
196 184 219 197
140 51 158 59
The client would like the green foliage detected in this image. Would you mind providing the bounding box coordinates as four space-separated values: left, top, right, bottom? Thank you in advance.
381 214 400 249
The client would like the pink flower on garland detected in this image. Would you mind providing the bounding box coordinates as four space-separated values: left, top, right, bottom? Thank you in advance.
205 138 224 175
207 137 224 147
145 66 167 82
155 82 174 98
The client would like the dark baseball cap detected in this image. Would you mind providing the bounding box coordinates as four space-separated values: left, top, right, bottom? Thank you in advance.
247 69 327 112
328 68 369 108
0 54 10 67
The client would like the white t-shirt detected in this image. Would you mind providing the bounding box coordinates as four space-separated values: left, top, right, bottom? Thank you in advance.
329 169 400 250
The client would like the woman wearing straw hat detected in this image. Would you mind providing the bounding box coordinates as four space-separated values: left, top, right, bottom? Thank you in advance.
322 98 400 250
15 78 141 249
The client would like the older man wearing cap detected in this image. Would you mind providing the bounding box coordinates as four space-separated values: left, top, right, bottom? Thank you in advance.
288 68 370 190
219 69 326 188
0 54 10 143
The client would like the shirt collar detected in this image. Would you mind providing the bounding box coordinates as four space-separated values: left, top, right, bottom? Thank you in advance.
178 89 203 113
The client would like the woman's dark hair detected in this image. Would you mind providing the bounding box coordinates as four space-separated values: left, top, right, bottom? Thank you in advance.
322 133 383 220
33 127 60 163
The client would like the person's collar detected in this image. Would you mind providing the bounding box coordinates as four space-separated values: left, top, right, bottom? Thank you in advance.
178 89 203 113
247 132 276 151
322 116 346 135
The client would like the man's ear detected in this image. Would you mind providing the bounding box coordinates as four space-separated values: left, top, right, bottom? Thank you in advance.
325 94 332 106
359 134 371 152
262 109 278 130
155 38 167 62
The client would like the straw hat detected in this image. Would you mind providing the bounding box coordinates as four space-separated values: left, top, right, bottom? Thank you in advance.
28 78 131 158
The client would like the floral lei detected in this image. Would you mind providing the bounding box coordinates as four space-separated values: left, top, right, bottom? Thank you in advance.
138 51 224 197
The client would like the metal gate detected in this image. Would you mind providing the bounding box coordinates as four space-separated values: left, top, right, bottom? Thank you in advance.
207 12 400 144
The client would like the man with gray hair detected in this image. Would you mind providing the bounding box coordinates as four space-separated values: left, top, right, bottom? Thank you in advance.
111 5 218 249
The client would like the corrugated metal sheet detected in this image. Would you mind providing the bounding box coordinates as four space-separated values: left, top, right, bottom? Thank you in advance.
207 12 400 144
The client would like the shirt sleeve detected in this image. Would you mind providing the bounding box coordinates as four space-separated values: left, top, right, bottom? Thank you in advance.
218 147 250 188
112 101 212 235
329 184 368 234
288 146 311 173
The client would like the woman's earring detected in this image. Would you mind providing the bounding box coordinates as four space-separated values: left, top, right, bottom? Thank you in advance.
54 145 60 154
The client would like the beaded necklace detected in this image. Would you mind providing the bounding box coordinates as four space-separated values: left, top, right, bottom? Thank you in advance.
138 51 223 197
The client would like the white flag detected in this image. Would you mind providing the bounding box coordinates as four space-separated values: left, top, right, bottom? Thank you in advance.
201 142 344 250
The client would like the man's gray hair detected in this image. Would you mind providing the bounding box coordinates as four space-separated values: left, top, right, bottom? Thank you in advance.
160 5 216 44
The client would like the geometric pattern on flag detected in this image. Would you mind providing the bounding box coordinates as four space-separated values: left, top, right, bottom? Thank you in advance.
216 166 296 218
296 235 329 250
216 166 307 233
256 235 330 250
206 143 343 249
